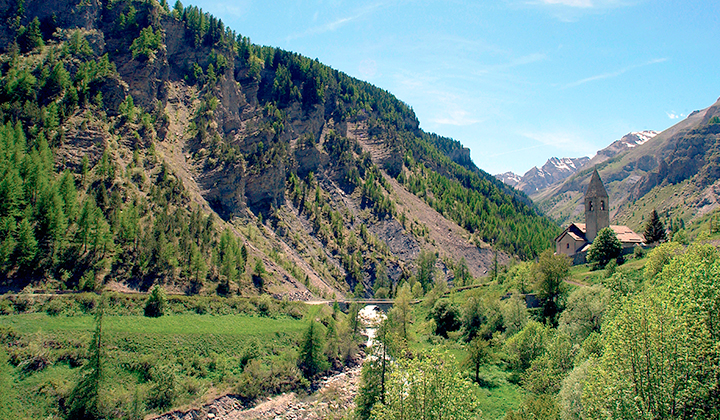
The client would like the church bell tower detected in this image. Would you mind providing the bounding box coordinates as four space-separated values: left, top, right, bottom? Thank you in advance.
585 169 609 242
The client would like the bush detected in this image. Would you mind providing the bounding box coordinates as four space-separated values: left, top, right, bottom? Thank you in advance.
255 294 276 317
147 364 177 409
430 299 461 338
74 294 97 313
236 359 307 401
44 298 65 316
144 286 167 317
0 300 13 315
633 246 645 259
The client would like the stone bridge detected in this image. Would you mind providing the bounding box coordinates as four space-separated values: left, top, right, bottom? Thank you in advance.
331 299 397 313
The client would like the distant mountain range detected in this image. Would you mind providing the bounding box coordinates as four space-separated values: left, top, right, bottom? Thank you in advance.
523 99 720 232
495 157 589 195
496 131 658 196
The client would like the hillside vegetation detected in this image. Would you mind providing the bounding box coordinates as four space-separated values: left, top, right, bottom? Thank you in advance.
0 0 557 299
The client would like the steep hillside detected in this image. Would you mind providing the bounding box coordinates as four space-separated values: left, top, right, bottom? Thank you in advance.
0 0 558 298
534 98 720 232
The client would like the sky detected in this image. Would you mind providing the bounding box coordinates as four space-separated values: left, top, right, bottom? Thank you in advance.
184 0 720 176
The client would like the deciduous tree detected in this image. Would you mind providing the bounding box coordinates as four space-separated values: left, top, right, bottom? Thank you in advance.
587 227 622 269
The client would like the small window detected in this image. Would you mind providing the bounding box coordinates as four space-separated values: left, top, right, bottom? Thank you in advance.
588 201 593 211
566 243 570 249
600 200 605 210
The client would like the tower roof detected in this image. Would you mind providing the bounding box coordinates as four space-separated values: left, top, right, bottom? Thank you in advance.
585 169 608 199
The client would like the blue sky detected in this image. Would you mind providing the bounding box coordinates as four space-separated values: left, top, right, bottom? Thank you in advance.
185 0 720 175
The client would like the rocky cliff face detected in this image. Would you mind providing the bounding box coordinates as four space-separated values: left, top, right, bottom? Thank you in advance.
0 0 540 296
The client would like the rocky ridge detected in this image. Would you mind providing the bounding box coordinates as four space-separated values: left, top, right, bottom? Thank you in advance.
533 98 720 231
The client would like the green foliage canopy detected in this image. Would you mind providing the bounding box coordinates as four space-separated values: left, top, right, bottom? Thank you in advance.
587 227 622 269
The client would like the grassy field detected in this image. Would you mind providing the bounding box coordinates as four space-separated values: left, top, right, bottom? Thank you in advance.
0 300 316 420
567 252 646 286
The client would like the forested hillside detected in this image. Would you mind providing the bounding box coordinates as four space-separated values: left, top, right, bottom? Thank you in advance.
0 0 557 296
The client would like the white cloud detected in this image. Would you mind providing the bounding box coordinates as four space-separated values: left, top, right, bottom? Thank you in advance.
666 111 685 120
286 1 391 41
519 130 597 156
431 108 482 127
539 0 594 8
529 0 636 8
564 58 667 89
514 0 642 21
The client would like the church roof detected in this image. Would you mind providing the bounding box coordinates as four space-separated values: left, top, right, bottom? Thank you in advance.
609 225 644 244
585 169 608 199
554 223 644 246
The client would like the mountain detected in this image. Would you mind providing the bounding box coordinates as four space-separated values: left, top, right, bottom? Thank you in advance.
497 131 659 197
534 98 720 233
496 157 589 195
520 157 590 195
593 130 658 162
495 172 521 188
0 0 558 297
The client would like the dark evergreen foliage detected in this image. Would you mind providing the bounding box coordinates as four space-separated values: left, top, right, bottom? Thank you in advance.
430 299 461 338
643 209 666 244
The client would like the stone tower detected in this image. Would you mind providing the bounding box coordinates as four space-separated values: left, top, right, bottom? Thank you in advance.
585 169 609 242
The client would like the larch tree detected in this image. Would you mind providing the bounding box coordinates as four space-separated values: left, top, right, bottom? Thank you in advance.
643 209 666 244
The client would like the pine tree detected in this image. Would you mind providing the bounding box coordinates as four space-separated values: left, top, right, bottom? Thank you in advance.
67 297 105 419
298 321 328 378
644 209 666 244
15 217 38 270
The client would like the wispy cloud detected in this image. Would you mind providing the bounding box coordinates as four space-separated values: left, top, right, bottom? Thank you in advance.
519 130 596 156
474 52 547 76
515 0 641 21
538 0 594 8
563 58 667 88
666 111 686 120
395 75 484 126
485 143 545 158
286 2 390 41
528 0 636 8
431 108 483 126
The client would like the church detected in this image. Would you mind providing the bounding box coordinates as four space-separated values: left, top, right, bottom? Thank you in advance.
555 169 644 264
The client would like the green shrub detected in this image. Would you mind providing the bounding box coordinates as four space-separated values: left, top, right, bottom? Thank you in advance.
0 299 13 315
633 246 646 259
74 293 98 313
147 364 177 409
235 359 307 401
144 286 167 317
255 294 276 317
44 298 65 316
0 326 19 343
193 300 207 315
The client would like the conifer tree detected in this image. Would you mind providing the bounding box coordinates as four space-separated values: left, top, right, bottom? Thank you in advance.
15 217 37 270
67 297 105 420
643 209 666 244
298 320 328 378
